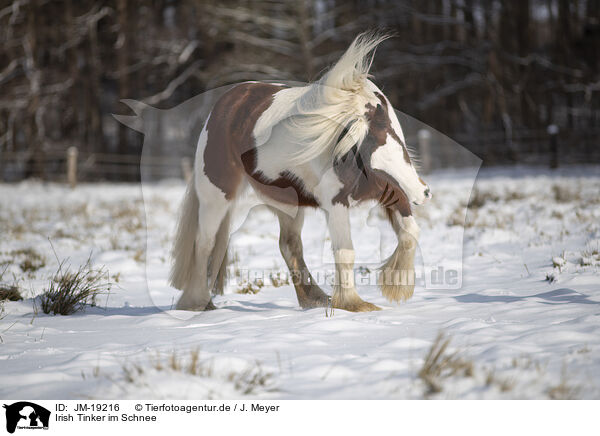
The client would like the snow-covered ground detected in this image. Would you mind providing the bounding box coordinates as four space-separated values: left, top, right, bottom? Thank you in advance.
1 165 599 399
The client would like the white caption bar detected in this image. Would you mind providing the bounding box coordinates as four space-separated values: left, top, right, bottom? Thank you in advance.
0 400 596 436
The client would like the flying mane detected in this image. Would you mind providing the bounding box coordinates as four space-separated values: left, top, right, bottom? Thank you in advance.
284 32 391 164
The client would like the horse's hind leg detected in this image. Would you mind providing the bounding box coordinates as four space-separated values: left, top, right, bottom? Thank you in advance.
209 211 231 297
212 246 227 296
273 208 330 308
176 196 230 311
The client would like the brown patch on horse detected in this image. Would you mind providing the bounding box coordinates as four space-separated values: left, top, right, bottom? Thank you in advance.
373 92 411 164
204 82 319 207
332 93 411 217
204 82 284 199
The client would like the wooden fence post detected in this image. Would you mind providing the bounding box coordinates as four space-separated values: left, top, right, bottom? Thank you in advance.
547 124 559 169
67 146 78 188
417 129 432 174
181 157 193 183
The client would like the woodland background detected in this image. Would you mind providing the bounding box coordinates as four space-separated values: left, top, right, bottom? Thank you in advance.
1 0 599 180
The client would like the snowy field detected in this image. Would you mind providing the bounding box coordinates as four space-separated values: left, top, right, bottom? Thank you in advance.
1 165 599 399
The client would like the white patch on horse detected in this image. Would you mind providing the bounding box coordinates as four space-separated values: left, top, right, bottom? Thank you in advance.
313 168 344 204
370 133 427 205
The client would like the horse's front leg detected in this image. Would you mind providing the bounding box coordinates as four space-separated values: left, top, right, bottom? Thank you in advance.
379 210 420 302
327 205 381 312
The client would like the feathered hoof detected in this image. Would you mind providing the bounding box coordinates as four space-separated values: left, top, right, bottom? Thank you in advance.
331 295 381 312
380 282 415 303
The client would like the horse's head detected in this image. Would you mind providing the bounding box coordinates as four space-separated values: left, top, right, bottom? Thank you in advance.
313 32 431 206
361 81 431 206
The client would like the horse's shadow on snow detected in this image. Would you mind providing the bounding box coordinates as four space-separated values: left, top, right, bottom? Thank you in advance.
218 301 296 312
454 288 600 305
75 305 167 317
86 301 290 316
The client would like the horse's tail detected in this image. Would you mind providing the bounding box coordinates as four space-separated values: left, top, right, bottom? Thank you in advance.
169 177 199 291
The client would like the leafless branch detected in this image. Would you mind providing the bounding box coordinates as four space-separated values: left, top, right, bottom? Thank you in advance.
143 60 202 105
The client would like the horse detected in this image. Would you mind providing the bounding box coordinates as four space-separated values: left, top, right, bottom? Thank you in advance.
169 33 431 313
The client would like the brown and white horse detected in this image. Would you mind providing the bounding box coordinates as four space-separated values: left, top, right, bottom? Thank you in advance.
170 33 431 312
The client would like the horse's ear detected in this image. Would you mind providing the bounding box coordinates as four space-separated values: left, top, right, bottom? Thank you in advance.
112 99 151 132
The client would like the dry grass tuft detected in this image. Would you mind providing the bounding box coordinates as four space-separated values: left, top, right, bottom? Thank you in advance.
2 248 46 275
228 361 273 395
485 368 515 392
121 362 145 384
269 272 289 288
17 249 46 274
40 256 111 315
0 284 23 302
0 264 23 302
580 241 600 267
236 279 264 294
446 206 474 228
418 332 474 396
582 244 600 258
548 365 579 400
552 184 578 203
551 252 566 270
132 249 145 263
468 189 493 209
121 349 275 395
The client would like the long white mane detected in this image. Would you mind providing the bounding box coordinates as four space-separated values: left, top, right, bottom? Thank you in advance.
286 32 390 164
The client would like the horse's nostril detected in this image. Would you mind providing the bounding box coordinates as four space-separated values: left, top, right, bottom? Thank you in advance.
424 188 431 198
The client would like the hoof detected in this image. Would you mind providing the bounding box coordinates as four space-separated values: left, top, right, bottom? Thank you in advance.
299 294 331 309
298 285 331 309
175 297 214 311
204 299 217 310
331 295 381 312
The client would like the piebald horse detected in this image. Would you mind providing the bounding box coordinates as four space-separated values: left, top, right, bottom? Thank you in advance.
170 33 431 312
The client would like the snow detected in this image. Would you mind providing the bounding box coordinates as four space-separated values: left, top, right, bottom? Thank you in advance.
1 165 599 399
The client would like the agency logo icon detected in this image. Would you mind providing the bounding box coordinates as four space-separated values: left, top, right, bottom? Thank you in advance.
3 402 50 434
